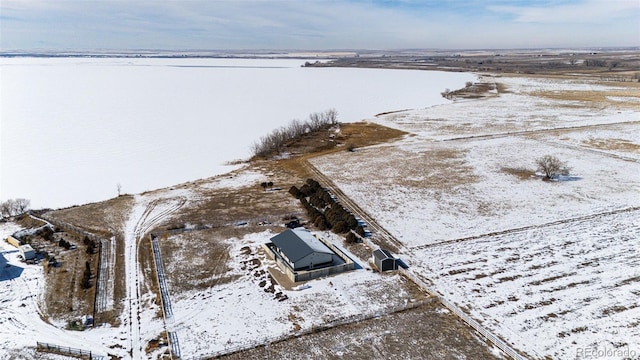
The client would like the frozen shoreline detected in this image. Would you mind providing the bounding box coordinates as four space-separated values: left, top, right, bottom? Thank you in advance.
0 57 474 209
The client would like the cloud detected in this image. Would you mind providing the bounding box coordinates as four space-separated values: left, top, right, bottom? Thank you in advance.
1 0 638 50
488 0 640 23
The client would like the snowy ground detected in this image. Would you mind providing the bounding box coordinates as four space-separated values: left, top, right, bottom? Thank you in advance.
413 210 640 359
313 134 639 248
373 75 638 141
0 223 111 359
2 75 637 359
312 76 640 359
166 229 423 359
2 169 429 360
0 187 199 360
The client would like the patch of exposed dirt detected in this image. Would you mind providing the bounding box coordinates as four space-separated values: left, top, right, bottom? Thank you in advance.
444 81 499 100
219 300 504 360
531 86 640 109
501 167 537 180
39 230 99 323
583 137 640 152
277 122 407 179
44 195 134 238
160 228 239 293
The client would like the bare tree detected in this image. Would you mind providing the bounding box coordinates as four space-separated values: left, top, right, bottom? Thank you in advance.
0 201 10 219
250 109 339 158
117 183 122 196
0 198 30 219
536 155 571 180
14 198 30 214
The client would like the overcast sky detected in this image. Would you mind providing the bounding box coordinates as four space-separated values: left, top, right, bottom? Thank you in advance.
1 0 638 51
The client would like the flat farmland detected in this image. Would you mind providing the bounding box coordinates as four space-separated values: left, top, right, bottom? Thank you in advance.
413 210 640 359
311 75 640 358
373 76 639 141
312 134 640 248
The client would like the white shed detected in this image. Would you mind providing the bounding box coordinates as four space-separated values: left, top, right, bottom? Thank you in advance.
19 244 36 261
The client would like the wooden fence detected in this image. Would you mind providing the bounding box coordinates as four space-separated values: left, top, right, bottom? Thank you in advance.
36 341 106 360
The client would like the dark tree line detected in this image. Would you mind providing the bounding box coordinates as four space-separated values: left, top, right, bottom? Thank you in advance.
289 178 365 238
251 109 338 158
58 238 73 250
82 260 94 289
260 181 274 190
84 235 99 254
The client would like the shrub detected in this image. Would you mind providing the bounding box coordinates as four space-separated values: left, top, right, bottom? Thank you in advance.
332 221 347 234
535 155 571 180
289 186 301 198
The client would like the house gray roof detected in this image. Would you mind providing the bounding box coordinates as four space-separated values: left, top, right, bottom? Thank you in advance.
271 228 333 263
373 248 394 261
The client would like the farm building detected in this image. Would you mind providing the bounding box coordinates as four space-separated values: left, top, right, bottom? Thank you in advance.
373 249 398 272
271 228 334 271
265 228 355 282
6 235 21 248
19 244 36 261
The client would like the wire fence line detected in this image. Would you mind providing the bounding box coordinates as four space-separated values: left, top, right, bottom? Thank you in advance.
398 268 534 360
150 234 181 359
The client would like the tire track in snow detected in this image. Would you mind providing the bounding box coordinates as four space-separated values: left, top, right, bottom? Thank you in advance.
412 206 640 250
440 120 640 143
124 196 186 359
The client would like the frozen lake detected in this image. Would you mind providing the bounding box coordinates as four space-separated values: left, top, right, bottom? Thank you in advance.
1 57 474 209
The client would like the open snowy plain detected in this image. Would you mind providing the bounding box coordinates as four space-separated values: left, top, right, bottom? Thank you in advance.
1 68 638 359
312 75 640 359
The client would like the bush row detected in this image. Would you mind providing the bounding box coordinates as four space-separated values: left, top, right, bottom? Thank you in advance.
290 179 365 239
251 109 338 158
82 260 94 289
83 235 99 255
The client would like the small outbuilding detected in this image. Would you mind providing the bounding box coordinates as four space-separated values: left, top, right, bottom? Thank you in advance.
373 248 398 272
6 235 21 248
19 244 36 261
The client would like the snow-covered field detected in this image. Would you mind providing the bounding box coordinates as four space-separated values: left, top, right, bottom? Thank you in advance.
414 210 640 359
312 76 640 358
314 134 639 247
165 228 422 358
0 57 474 209
373 75 637 141
2 73 638 359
